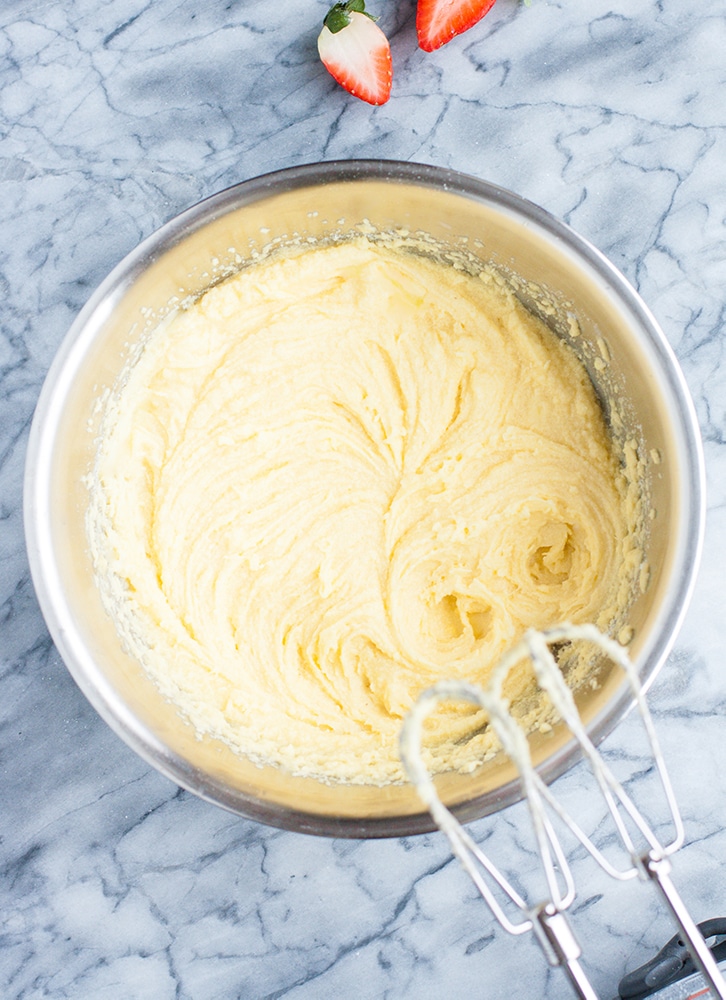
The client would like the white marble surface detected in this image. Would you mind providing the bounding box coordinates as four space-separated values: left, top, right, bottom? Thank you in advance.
2 0 726 997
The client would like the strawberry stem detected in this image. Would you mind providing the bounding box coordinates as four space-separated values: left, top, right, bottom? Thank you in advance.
323 0 377 34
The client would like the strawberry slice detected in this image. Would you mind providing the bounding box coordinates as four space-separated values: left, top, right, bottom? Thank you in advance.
318 0 392 106
416 0 497 51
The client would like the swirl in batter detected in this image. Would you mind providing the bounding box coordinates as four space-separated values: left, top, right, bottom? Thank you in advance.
88 239 639 784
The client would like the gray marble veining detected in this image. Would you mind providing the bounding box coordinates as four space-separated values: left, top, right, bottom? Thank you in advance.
2 0 725 997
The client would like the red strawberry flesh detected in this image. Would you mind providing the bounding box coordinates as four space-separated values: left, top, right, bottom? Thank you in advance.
416 0 496 52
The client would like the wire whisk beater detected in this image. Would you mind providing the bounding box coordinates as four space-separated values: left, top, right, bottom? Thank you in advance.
400 623 726 1000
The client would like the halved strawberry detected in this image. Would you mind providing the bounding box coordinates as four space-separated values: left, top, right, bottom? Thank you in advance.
318 0 392 106
416 0 497 51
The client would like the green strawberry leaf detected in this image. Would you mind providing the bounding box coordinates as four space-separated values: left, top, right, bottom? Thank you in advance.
323 0 378 34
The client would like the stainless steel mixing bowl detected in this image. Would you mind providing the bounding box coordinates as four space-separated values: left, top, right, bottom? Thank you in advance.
24 160 705 837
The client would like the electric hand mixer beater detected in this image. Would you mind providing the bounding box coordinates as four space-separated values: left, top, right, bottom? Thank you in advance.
400 623 726 1000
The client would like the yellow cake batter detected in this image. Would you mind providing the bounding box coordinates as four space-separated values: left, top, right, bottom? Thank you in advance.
88 238 639 784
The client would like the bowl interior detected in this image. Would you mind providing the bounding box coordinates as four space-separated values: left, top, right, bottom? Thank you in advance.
25 163 703 836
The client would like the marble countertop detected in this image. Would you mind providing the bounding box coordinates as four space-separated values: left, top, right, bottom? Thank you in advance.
2 0 725 997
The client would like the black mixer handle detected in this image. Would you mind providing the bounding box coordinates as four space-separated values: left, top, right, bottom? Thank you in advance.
618 918 726 999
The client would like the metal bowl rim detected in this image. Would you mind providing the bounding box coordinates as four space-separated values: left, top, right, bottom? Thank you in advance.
23 159 706 837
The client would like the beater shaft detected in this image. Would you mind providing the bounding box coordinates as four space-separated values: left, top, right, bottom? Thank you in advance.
534 905 598 1000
